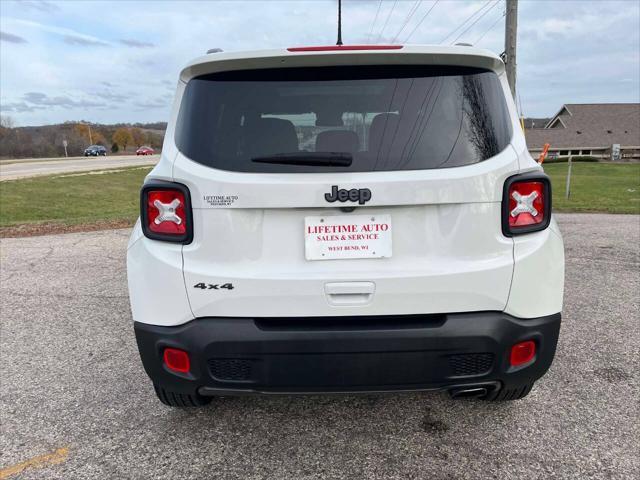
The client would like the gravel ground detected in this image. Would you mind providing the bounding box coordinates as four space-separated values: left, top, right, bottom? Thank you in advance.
0 213 638 479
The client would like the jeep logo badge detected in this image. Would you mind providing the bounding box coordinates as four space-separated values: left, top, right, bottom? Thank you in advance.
324 186 372 205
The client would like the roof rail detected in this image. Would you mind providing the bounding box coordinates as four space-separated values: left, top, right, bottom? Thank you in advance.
206 48 223 54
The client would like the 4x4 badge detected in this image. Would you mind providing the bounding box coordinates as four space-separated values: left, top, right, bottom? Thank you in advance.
324 186 372 205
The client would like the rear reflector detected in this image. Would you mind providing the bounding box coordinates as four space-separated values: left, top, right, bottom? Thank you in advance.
140 182 193 244
510 341 536 367
287 45 403 52
163 348 190 373
502 174 552 236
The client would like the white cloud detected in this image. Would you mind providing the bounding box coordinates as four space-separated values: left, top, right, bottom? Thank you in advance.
0 0 638 125
19 1 60 13
0 30 28 43
7 18 111 46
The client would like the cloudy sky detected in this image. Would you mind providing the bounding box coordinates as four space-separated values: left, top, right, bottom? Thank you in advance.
1 0 638 126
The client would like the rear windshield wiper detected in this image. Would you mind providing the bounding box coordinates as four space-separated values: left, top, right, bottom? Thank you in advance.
251 152 352 167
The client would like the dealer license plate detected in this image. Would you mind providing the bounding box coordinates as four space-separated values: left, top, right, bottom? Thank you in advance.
304 214 392 261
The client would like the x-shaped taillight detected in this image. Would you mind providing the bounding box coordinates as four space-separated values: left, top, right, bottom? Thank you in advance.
503 177 550 236
153 198 182 225
510 190 539 218
142 185 191 242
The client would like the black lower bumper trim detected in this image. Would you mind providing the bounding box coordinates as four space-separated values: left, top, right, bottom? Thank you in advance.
134 312 561 396
198 381 502 397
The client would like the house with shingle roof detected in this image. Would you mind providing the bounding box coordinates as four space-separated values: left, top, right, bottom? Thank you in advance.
525 103 640 160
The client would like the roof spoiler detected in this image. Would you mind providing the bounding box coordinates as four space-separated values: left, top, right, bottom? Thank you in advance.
181 46 504 83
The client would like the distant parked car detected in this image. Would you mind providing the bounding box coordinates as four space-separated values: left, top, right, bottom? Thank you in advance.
136 146 155 156
84 145 107 156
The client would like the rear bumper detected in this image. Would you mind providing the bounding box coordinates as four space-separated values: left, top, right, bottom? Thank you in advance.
134 311 561 397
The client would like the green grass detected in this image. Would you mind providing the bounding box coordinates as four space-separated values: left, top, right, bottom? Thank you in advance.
0 167 152 227
543 163 640 214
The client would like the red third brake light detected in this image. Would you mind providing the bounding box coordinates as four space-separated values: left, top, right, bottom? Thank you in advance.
287 45 403 52
146 190 186 234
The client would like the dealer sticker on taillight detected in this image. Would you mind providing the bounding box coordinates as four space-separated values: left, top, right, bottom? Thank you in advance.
304 214 392 261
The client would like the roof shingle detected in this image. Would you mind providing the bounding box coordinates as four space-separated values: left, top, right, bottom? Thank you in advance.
525 103 640 150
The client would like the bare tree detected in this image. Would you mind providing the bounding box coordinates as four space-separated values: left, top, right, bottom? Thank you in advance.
1 115 16 129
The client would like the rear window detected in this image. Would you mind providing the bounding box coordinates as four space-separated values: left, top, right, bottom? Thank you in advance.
175 65 512 173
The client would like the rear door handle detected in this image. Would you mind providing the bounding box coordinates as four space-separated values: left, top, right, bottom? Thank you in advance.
324 282 375 306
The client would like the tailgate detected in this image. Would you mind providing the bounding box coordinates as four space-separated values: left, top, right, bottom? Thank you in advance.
177 149 516 318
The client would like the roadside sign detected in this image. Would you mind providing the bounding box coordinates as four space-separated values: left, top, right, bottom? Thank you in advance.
612 144 621 161
62 139 68 157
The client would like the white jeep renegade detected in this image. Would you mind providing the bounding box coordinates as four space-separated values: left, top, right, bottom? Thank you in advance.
127 44 564 407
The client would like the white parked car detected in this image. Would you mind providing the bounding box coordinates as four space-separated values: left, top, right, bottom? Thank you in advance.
127 44 564 407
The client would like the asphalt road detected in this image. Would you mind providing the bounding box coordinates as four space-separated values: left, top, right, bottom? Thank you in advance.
0 213 638 479
0 155 158 181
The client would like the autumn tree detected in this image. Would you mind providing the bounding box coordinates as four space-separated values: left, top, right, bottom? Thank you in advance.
75 124 89 142
130 127 146 147
92 132 107 146
73 123 106 146
1 115 15 128
112 128 133 151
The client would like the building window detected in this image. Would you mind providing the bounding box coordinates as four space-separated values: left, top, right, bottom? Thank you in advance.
571 150 579 155
560 150 568 155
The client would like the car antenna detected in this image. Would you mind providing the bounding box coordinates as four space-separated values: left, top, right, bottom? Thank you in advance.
336 0 343 45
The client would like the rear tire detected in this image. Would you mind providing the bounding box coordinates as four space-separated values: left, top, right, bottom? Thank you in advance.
153 384 211 408
487 382 534 401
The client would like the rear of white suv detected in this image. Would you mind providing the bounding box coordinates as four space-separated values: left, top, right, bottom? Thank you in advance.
127 45 564 407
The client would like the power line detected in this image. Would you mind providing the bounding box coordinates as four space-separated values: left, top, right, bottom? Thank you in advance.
391 0 423 43
440 0 492 44
450 0 501 45
406 0 424 21
367 0 384 43
376 0 398 43
474 9 505 45
404 0 441 43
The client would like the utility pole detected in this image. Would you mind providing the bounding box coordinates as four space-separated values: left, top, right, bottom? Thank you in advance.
504 0 518 101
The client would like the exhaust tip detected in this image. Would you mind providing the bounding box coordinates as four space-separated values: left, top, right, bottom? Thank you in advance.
449 386 489 400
